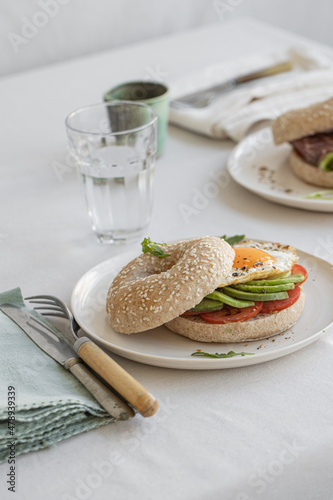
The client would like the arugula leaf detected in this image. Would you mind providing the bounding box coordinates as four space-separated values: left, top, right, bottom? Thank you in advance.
141 234 245 257
191 350 254 358
141 237 170 258
220 234 245 246
302 190 333 200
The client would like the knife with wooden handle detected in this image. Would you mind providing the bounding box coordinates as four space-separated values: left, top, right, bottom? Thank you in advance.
0 304 135 420
171 60 293 109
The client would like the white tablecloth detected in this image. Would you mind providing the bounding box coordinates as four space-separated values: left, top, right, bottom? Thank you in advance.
1 17 333 500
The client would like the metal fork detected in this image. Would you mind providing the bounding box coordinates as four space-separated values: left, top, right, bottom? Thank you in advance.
25 295 158 418
26 295 81 339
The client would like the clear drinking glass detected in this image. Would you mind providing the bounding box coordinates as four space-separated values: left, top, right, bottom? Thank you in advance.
65 101 158 244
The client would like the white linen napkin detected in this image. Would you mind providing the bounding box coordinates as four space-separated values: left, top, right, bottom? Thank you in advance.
169 46 333 142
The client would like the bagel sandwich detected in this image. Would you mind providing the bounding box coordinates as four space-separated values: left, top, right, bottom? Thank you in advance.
106 236 307 343
272 97 333 188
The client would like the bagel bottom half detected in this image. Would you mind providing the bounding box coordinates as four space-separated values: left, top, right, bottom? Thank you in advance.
289 150 333 188
164 289 305 343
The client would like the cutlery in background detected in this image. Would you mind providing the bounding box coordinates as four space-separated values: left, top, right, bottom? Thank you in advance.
170 60 293 109
0 304 135 420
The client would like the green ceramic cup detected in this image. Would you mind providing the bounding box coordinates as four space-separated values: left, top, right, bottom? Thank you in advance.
104 81 169 155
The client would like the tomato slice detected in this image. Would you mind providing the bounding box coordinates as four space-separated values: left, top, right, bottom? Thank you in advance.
200 302 263 324
291 264 308 287
261 286 301 314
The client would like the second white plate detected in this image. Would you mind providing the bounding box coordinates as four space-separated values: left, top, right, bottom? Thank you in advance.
227 127 333 212
71 248 333 370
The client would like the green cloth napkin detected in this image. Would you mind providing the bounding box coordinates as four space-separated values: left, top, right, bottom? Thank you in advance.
0 288 115 462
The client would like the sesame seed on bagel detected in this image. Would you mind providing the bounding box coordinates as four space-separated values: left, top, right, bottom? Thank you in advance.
106 236 235 334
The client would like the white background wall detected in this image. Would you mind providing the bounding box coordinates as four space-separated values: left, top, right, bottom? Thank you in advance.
1 0 332 77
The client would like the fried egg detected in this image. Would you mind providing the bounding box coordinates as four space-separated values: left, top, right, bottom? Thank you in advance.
219 240 298 287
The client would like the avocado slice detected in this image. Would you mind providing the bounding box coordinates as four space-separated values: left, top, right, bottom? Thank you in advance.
319 151 333 171
222 287 288 301
207 290 255 308
245 274 304 286
189 298 224 312
232 283 295 293
265 271 291 280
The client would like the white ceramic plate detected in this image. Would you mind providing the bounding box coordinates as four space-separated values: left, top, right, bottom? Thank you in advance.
71 248 333 370
227 127 333 212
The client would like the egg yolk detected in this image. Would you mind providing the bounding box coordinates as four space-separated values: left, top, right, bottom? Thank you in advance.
233 247 275 269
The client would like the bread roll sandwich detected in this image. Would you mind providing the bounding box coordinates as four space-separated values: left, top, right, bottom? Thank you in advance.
272 97 333 187
106 235 307 343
